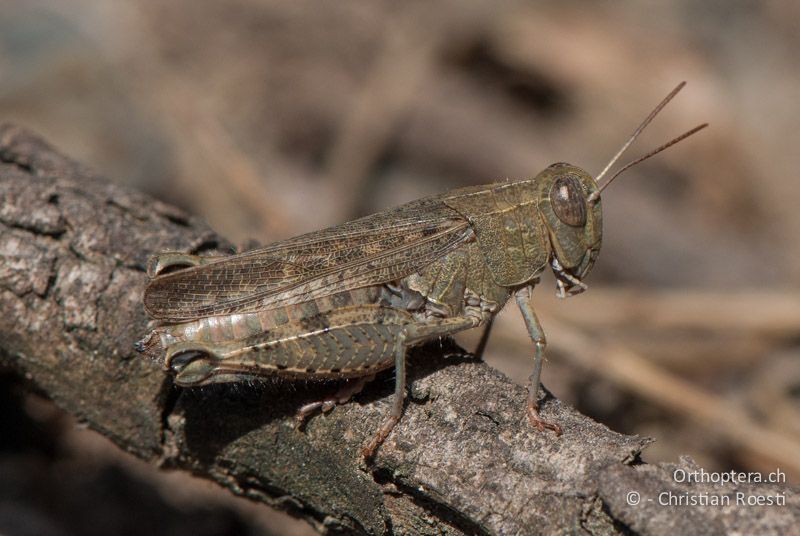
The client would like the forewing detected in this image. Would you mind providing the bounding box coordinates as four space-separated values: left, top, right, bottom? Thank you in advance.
144 198 471 321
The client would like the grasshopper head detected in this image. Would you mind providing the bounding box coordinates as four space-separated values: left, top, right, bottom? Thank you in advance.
539 82 708 298
537 163 602 297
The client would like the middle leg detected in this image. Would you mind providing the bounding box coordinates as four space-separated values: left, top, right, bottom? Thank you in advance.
360 313 485 459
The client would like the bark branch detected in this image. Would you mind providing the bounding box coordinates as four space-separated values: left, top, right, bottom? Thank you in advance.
1 124 796 535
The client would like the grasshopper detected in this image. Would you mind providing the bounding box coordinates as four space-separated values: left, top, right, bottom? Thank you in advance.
136 82 706 458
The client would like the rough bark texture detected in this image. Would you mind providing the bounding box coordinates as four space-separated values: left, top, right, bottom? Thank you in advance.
1 124 797 535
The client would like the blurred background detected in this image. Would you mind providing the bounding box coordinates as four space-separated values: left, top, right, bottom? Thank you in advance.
1 0 798 534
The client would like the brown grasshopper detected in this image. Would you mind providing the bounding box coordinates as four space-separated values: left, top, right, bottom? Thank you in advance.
136 82 706 459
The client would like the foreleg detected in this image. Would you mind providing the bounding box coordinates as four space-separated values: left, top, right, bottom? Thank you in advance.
514 286 562 436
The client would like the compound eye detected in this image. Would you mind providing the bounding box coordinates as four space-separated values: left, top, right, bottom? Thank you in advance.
550 175 587 227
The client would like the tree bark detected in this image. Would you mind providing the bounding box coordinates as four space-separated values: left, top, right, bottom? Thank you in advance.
1 124 796 535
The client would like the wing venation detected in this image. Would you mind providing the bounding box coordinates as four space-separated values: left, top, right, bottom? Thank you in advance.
144 198 471 321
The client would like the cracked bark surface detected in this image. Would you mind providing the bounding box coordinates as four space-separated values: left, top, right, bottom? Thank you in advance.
1 124 797 535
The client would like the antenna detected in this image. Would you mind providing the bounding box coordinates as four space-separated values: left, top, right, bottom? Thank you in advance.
588 82 707 204
588 123 708 203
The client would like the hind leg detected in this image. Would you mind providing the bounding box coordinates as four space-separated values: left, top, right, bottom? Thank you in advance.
146 252 226 277
295 374 377 425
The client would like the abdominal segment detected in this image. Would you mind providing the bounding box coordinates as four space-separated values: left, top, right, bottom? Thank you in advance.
210 306 413 377
152 287 383 352
167 305 415 385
